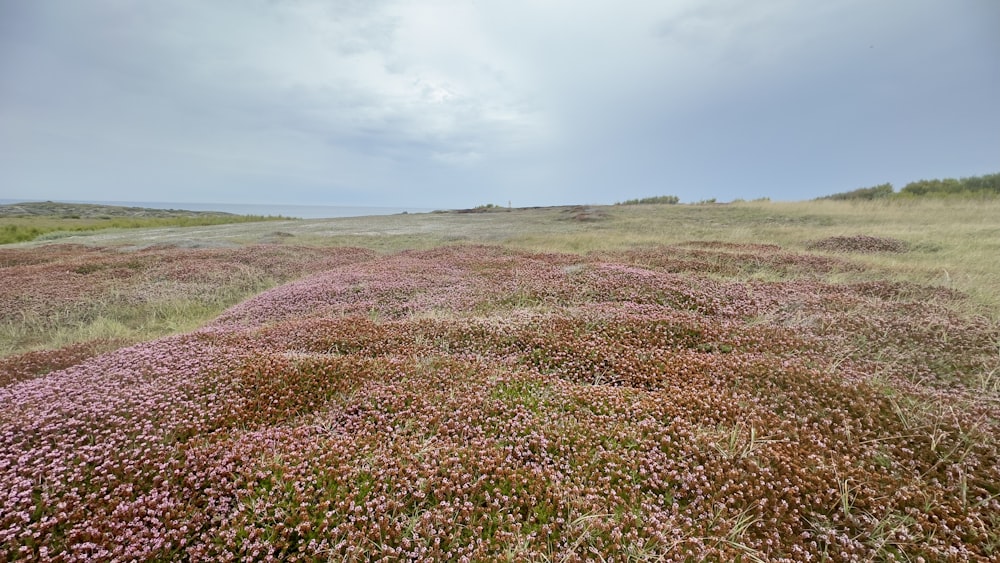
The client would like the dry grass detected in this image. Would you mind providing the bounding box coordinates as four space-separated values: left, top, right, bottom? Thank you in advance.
509 200 999 316
8 199 1000 319
0 245 375 357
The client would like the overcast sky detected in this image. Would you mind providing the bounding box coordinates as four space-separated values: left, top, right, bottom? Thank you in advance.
1 1 997 208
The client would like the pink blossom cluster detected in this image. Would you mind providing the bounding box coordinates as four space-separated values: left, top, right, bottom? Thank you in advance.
2 242 998 561
0 340 118 387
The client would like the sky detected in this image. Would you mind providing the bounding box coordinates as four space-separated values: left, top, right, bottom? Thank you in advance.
1 1 998 208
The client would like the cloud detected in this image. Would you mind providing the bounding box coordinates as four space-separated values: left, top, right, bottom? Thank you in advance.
432 151 483 167
1 0 998 206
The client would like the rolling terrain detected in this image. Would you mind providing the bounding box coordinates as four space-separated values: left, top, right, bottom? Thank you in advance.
2 201 998 561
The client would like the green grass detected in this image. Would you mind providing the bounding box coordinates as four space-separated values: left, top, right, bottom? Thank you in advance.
0 215 289 244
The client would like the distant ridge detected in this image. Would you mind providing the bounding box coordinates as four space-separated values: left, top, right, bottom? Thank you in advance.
0 201 234 219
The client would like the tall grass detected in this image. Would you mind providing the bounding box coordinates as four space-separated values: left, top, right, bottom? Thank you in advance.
505 199 1000 317
0 274 277 357
0 244 381 358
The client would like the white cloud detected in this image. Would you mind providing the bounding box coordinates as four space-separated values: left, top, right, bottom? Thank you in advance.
432 150 483 167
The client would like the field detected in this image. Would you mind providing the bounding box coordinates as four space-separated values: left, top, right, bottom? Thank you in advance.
0 201 286 245
2 200 999 561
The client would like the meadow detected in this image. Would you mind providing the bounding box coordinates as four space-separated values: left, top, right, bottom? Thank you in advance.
0 201 287 245
1 200 998 561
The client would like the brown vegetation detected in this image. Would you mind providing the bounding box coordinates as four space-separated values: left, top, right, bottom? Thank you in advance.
807 235 909 253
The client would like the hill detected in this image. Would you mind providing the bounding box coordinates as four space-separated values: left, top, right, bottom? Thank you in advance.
0 201 235 218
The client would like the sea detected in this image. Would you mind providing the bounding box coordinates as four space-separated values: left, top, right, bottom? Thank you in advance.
0 199 434 219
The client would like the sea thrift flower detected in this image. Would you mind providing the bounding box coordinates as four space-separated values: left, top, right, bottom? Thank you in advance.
1 243 997 561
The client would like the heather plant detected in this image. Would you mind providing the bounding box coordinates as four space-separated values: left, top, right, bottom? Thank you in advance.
2 243 998 560
0 340 121 387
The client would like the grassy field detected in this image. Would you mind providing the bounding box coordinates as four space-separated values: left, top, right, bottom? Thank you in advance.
11 199 1000 316
0 201 289 244
2 200 998 560
0 215 294 245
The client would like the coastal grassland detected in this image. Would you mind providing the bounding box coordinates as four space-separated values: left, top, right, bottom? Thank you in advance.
2 241 998 560
0 245 375 359
0 264 272 356
503 199 1000 316
3 199 999 360
0 214 290 244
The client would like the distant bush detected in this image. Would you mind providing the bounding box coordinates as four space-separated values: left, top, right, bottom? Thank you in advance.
0 224 44 244
820 183 894 201
616 195 680 205
819 173 1000 201
900 173 1000 197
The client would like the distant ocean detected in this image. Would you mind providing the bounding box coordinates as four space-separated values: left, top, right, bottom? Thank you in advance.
0 199 434 219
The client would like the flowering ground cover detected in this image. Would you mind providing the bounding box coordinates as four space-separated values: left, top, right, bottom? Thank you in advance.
2 242 998 561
